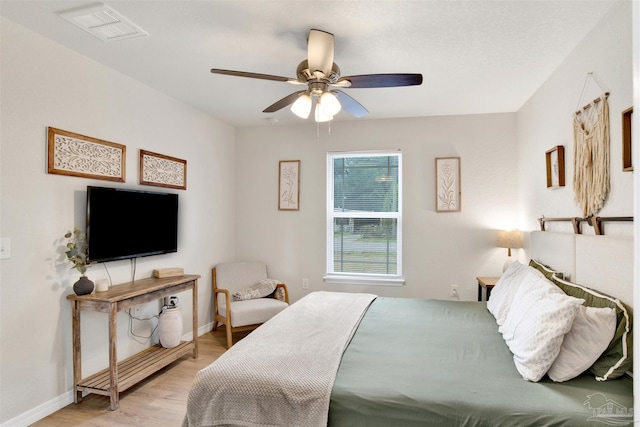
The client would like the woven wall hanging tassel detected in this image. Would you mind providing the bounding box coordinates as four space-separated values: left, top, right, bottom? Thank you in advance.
572 72 610 217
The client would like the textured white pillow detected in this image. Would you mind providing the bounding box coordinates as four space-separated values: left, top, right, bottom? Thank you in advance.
487 261 544 326
232 279 280 301
500 273 584 382
547 305 617 382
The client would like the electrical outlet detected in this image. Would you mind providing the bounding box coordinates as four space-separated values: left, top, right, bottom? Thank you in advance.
302 278 309 289
450 285 459 299
0 238 10 260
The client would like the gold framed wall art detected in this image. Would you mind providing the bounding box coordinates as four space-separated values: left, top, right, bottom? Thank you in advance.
139 150 187 190
47 127 126 182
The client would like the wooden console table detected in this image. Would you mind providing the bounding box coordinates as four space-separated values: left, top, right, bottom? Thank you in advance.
67 274 200 410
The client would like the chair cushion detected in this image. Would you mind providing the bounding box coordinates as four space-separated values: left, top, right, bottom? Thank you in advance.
220 298 289 327
216 262 268 292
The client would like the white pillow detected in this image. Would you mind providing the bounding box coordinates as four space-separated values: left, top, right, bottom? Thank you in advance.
232 279 280 301
500 273 584 382
487 261 544 326
547 305 617 382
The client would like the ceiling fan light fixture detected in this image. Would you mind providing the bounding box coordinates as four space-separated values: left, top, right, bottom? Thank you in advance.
314 105 333 123
320 91 341 117
291 94 312 119
209 29 422 123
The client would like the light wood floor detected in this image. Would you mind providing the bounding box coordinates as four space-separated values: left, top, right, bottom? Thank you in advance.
31 328 251 427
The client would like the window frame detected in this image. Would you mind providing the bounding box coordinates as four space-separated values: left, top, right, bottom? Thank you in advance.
324 150 404 286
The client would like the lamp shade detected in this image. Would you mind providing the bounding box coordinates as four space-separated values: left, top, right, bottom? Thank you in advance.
496 230 523 249
320 91 341 117
314 104 333 122
291 94 312 119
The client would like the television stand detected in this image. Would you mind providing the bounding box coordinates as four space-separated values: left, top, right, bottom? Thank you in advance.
66 274 200 410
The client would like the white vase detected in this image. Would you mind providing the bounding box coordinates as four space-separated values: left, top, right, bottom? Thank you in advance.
158 307 182 348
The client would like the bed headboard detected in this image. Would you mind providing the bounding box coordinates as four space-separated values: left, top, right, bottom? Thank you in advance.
529 231 575 280
529 231 633 307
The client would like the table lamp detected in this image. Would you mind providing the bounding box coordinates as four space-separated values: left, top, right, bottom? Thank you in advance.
496 230 523 272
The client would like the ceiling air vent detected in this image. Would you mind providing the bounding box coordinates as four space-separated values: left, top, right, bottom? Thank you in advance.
58 3 148 42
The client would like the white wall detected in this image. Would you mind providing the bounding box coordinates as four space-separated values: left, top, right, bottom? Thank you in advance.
518 1 634 413
517 1 633 238
0 0 634 424
234 1 633 302
236 113 519 302
0 18 236 424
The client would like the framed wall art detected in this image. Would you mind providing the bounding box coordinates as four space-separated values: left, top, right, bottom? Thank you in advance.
278 160 300 211
435 157 461 212
545 145 565 188
47 127 126 182
622 107 632 171
139 150 187 190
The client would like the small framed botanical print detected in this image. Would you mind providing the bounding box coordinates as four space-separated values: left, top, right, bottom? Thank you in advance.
546 145 565 188
435 157 461 212
622 107 633 171
279 160 300 211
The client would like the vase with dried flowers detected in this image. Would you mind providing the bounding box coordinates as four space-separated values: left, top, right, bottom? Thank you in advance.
64 227 94 295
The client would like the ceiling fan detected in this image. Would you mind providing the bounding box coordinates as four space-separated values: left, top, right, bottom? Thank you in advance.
210 29 423 122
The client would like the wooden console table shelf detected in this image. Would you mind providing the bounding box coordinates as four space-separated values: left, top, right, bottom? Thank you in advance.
67 274 200 410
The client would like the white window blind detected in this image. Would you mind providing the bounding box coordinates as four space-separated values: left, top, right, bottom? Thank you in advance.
325 151 403 285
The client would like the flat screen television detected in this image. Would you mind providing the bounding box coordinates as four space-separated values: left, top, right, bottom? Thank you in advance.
86 186 179 263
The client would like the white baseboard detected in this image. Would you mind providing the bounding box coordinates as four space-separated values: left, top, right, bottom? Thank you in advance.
188 321 214 340
1 391 74 427
1 324 215 426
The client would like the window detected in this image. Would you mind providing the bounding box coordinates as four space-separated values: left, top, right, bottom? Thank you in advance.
325 151 403 285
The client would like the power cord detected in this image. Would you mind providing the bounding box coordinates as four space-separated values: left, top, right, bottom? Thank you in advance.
131 257 137 282
102 263 113 287
127 308 160 345
101 258 159 344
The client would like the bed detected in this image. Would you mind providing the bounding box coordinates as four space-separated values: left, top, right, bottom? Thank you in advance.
183 231 633 426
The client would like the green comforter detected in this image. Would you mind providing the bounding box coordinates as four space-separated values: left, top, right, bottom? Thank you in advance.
329 298 633 427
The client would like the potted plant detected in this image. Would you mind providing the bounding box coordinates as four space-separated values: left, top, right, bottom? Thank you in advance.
64 227 94 295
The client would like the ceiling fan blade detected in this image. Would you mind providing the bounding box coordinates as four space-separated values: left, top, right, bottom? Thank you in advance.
263 90 307 113
307 29 334 77
334 90 368 118
211 68 298 84
335 73 423 88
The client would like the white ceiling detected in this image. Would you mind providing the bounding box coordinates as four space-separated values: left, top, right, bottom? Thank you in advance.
0 0 619 127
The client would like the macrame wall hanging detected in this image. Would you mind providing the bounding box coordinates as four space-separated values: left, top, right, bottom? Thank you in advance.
573 72 610 217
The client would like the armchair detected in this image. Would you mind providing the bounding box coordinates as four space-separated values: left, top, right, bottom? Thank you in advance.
212 261 289 348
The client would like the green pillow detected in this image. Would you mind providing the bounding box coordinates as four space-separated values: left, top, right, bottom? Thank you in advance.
529 259 564 281
551 275 632 381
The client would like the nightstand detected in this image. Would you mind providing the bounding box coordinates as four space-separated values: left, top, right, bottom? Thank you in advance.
477 276 499 301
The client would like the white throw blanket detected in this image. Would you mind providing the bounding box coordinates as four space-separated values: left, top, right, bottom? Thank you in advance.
182 291 377 427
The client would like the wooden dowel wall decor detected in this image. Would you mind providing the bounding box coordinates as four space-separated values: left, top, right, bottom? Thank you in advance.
538 217 582 234
575 92 610 115
538 215 633 236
